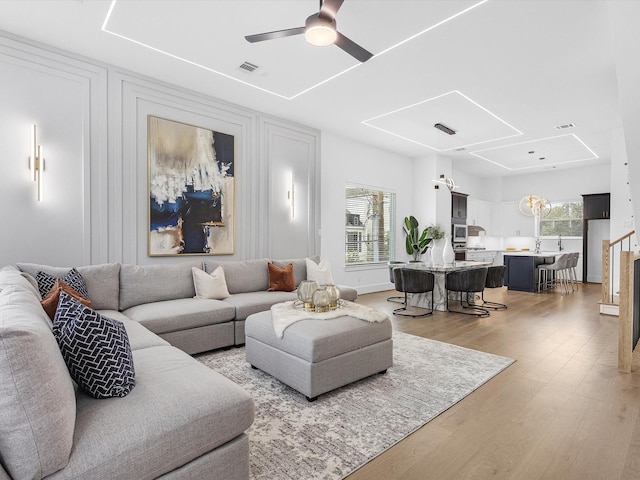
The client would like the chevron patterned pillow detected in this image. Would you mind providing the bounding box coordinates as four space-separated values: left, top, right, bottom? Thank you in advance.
36 268 89 299
53 291 135 399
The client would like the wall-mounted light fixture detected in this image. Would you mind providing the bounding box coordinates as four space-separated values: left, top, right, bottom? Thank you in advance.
29 124 44 202
287 171 295 218
432 174 458 191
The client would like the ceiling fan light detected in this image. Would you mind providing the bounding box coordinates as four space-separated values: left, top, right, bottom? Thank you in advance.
305 24 337 46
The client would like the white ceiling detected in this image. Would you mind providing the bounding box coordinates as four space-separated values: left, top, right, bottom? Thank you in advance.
0 0 620 178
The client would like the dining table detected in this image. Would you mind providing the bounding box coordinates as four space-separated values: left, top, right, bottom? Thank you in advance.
401 261 493 312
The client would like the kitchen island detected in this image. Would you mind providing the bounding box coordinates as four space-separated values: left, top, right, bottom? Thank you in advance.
503 252 564 292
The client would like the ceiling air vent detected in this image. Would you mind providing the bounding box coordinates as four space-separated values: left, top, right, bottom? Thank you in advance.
238 61 260 73
555 123 576 130
434 123 456 135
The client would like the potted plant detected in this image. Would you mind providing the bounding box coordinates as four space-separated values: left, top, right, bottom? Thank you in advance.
403 216 431 262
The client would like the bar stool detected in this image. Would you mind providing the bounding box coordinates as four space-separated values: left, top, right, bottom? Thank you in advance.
392 268 435 318
538 253 571 294
387 261 406 304
480 265 507 310
445 267 490 317
567 252 579 290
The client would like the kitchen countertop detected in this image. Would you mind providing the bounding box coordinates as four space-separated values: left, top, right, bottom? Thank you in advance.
501 250 566 256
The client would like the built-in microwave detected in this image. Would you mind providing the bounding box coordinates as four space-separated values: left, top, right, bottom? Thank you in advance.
453 224 467 243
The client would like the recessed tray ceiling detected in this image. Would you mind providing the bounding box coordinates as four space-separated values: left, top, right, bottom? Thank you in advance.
103 0 486 99
469 134 599 171
362 90 522 151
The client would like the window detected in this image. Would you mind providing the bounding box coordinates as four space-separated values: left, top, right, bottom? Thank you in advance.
345 185 396 265
540 201 583 236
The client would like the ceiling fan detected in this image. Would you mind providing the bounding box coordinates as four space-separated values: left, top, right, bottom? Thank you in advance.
244 0 373 63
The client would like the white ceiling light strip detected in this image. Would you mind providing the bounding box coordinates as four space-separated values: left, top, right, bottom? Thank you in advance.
101 0 488 100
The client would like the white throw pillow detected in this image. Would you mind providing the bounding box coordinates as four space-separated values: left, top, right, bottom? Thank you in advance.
192 266 230 299
305 257 334 285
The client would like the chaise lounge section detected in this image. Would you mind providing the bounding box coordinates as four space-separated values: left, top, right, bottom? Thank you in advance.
0 265 254 480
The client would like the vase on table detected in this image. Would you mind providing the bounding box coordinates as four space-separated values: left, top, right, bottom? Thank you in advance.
443 236 455 265
431 238 445 265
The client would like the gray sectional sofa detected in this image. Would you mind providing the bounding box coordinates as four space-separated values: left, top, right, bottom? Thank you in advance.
0 257 357 479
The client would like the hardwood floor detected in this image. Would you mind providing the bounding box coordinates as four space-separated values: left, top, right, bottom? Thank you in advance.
348 284 640 480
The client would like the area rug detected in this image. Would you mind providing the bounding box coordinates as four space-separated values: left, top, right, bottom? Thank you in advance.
196 332 514 480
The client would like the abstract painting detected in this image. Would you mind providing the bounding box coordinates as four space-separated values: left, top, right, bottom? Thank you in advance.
148 116 235 255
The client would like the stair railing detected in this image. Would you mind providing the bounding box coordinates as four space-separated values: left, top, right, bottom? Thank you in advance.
602 230 635 305
618 250 640 372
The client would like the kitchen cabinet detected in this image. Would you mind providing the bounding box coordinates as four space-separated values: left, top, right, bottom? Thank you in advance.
582 193 610 219
451 192 468 224
499 202 535 237
582 193 610 282
467 198 494 234
467 250 496 263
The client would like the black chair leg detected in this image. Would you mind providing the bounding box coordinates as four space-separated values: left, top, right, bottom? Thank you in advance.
393 291 433 318
386 295 404 304
480 291 507 310
447 291 490 317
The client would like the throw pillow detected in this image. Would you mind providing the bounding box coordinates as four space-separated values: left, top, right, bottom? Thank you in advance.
267 262 295 292
192 266 230 300
41 279 92 321
306 257 334 285
53 291 135 399
36 268 89 299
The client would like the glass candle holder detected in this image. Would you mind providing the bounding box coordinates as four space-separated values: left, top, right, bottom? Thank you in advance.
324 284 340 309
312 287 331 313
297 280 318 310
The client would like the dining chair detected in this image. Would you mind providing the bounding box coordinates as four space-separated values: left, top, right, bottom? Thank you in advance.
445 267 490 317
392 268 435 318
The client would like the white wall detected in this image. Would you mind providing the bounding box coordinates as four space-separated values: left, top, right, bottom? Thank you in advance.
0 32 320 268
320 132 415 293
497 164 610 202
609 1 640 249
0 35 107 267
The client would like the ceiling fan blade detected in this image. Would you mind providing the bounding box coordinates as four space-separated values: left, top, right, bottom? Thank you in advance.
245 26 305 43
319 0 344 20
335 32 373 62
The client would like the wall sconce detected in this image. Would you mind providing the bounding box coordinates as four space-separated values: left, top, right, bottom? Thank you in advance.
29 124 44 202
287 171 295 218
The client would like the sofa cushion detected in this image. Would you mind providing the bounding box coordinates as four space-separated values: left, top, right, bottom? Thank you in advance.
203 258 269 294
192 266 230 300
123 298 236 335
338 285 358 302
223 291 298 321
99 310 171 351
0 284 76 480
306 257 335 285
45 346 254 480
0 265 40 297
41 279 92 321
54 292 136 399
36 267 89 298
267 262 295 292
271 256 318 288
119 262 201 310
17 262 121 310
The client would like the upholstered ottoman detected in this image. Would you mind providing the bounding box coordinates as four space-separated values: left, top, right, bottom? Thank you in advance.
245 309 393 401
